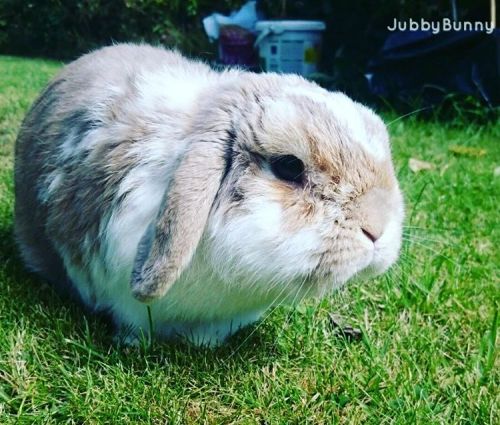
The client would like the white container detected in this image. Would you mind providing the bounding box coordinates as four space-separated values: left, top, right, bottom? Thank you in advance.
254 20 326 76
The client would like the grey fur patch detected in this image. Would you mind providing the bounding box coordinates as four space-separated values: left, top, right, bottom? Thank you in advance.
61 109 102 142
131 221 156 286
30 79 65 119
46 138 138 267
229 186 244 202
221 127 237 183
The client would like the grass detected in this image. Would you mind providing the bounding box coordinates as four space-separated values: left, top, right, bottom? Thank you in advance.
0 55 498 424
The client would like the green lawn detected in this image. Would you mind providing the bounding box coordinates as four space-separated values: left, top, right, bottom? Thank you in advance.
0 56 498 424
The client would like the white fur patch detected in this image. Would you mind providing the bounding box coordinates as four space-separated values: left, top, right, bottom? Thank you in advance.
209 195 321 284
136 67 214 114
105 166 167 269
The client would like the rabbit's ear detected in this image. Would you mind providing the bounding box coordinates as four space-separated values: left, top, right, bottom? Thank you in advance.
131 134 233 302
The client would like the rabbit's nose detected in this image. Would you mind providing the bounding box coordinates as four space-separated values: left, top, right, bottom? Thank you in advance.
361 226 380 243
357 187 393 244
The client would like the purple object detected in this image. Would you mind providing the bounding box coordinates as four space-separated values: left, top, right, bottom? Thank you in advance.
219 25 258 68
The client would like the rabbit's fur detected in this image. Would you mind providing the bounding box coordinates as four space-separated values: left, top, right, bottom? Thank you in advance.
14 44 404 345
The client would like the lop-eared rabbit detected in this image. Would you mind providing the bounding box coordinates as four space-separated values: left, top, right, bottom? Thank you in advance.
15 44 404 346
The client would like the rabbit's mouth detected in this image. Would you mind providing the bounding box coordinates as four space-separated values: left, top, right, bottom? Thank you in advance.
302 224 403 294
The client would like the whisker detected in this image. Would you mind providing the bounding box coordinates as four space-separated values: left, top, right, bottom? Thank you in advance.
403 225 467 235
402 235 448 245
386 106 433 127
271 276 316 349
403 238 459 267
227 277 295 359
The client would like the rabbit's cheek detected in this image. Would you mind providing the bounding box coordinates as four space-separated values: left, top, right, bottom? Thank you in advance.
208 197 322 283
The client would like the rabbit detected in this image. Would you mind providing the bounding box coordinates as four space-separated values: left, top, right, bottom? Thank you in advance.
14 43 404 346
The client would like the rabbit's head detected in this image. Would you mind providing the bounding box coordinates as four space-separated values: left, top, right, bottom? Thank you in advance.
132 74 404 303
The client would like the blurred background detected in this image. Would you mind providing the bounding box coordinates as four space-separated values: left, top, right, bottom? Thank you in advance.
0 0 498 119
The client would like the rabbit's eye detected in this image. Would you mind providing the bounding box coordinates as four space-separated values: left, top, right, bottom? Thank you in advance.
270 155 305 184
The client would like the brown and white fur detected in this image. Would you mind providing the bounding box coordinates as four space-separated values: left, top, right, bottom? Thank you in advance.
14 44 404 346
